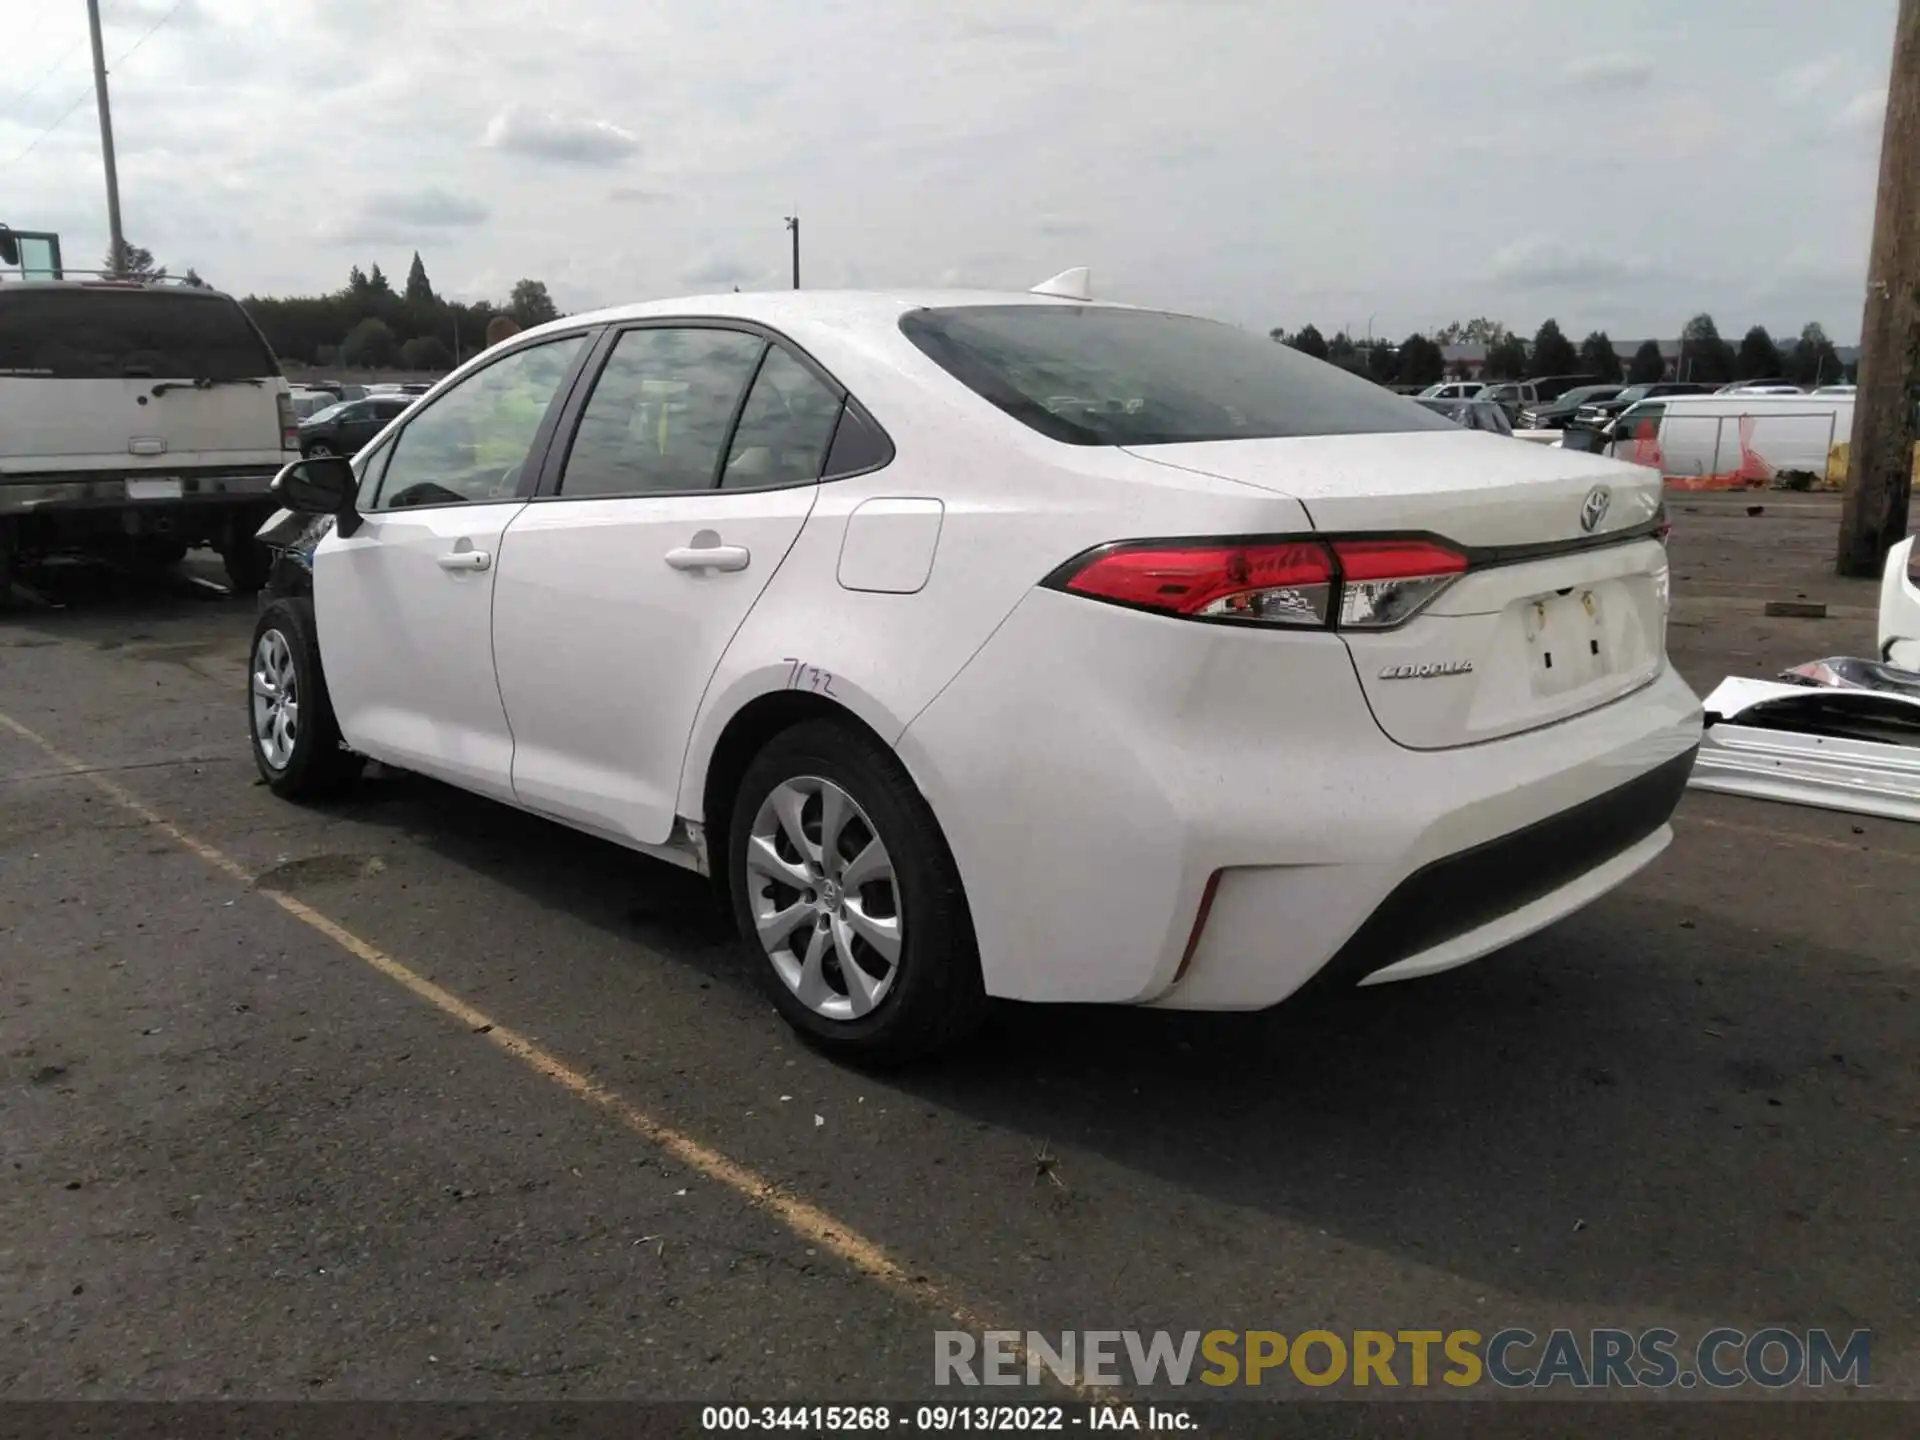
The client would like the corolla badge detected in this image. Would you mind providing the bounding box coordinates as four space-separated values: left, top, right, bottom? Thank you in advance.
1379 660 1474 680
1580 485 1612 533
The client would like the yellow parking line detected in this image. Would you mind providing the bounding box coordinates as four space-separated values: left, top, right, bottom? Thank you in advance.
0 709 1085 1396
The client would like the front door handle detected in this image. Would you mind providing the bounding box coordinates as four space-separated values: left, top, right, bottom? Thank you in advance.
437 550 492 572
665 542 751 573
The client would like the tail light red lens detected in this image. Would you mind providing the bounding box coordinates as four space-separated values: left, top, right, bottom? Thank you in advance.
1052 535 1471 630
276 392 299 451
1061 541 1335 626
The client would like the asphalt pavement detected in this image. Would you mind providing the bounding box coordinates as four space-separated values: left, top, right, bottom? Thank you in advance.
1 493 1915 1422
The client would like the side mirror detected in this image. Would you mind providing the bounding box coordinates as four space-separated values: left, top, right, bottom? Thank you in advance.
272 455 359 533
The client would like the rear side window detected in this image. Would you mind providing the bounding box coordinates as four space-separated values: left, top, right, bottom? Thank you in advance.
721 346 844 489
0 289 278 381
899 305 1453 446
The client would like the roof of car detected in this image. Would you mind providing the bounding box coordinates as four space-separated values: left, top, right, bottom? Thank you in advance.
522 288 1125 339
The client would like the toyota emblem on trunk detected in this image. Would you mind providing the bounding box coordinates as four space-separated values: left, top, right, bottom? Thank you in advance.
1580 485 1611 533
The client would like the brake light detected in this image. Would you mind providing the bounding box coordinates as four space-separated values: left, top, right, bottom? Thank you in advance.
276 392 298 450
1061 541 1335 625
1050 535 1470 630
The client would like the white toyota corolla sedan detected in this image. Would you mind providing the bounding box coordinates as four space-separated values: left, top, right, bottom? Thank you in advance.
250 281 1703 1061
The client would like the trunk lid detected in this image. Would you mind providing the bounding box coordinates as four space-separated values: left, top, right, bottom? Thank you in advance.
1126 430 1672 749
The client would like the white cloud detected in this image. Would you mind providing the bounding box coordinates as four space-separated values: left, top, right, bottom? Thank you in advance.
1561 52 1655 90
482 106 638 165
1829 88 1887 136
376 188 490 227
1489 236 1631 289
1777 55 1844 104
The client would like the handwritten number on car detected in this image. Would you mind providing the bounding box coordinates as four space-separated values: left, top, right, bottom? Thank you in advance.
783 658 838 697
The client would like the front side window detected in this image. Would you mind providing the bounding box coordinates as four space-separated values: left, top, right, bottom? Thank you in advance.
558 327 764 498
721 346 844 489
902 305 1454 446
372 333 584 510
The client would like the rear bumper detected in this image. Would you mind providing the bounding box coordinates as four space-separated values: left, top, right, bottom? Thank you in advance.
899 587 1704 1008
0 464 284 517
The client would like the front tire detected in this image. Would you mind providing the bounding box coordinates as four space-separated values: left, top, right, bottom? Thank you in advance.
249 598 364 799
728 720 987 1064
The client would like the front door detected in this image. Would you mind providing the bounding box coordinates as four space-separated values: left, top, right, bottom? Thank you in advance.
314 332 590 799
492 327 845 845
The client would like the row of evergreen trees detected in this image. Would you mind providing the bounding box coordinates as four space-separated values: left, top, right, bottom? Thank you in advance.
237 253 560 371
1270 315 1850 390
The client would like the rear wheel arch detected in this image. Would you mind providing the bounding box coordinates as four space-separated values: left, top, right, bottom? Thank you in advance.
699 691 902 900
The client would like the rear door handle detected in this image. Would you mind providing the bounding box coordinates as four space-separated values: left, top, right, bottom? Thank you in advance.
665 543 751 573
437 550 491 572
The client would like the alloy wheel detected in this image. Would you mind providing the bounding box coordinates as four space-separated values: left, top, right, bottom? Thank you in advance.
745 776 902 1020
251 628 299 770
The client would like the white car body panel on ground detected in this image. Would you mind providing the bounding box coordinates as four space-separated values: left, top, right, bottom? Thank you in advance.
1691 675 1920 824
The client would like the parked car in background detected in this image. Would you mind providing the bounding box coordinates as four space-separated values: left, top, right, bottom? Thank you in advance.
0 277 296 595
1477 381 1539 423
1527 374 1604 404
1418 381 1486 401
297 393 413 457
288 387 338 421
246 286 1700 1059
1572 381 1714 429
1519 384 1625 431
1414 396 1514 435
1812 384 1857 397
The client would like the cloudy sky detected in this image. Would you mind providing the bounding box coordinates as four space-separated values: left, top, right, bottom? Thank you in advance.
0 0 1897 341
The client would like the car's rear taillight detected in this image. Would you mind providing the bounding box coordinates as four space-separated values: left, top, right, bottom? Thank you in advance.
277 392 298 450
1048 534 1470 630
1329 538 1468 629
1060 540 1335 626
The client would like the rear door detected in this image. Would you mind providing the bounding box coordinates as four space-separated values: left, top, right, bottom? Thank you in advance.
0 286 283 473
491 325 840 845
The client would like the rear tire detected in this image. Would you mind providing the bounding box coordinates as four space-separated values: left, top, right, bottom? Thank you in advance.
249 598 363 799
727 719 987 1064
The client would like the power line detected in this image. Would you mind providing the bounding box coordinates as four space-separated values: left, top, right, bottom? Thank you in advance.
115 0 187 65
0 0 184 172
3 37 86 111
2 90 93 168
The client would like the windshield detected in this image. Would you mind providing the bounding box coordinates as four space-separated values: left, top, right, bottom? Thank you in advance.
305 401 349 424
0 288 279 381
900 305 1456 446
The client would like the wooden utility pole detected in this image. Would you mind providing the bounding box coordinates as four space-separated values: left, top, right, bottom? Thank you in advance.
784 213 800 289
86 0 126 270
1838 0 1920 575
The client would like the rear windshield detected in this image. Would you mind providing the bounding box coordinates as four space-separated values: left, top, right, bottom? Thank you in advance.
899 305 1454 446
0 289 280 381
